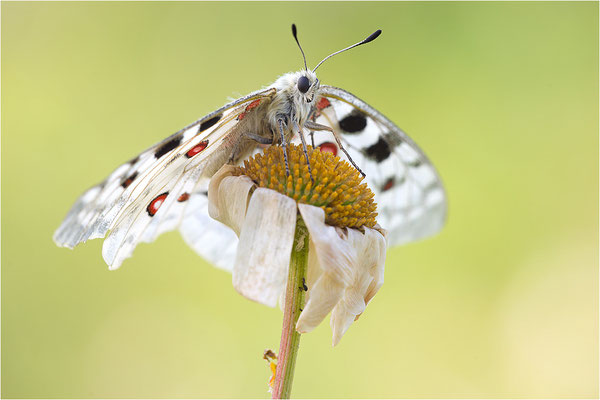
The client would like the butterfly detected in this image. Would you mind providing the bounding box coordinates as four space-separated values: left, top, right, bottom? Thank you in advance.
53 25 447 271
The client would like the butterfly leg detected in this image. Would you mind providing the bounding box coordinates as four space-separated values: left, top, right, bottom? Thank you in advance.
277 119 290 177
227 132 274 164
246 133 273 145
303 120 366 177
293 121 314 183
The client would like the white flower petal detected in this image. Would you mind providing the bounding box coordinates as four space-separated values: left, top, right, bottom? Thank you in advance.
208 165 254 236
207 164 237 219
296 273 344 334
297 203 355 285
362 227 387 307
305 239 322 298
296 203 387 345
232 188 297 307
331 227 386 345
331 293 366 346
296 204 353 335
207 165 387 344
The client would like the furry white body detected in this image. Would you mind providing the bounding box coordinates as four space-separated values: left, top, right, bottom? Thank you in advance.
266 70 319 128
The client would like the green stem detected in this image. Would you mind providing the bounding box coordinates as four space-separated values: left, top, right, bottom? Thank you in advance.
272 217 309 399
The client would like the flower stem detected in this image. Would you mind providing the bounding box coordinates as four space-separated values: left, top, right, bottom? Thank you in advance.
272 217 309 399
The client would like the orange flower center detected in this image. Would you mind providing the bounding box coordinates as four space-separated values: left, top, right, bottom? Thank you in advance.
235 144 378 229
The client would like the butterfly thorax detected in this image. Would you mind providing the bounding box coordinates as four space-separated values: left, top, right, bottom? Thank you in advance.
266 70 319 137
210 70 320 171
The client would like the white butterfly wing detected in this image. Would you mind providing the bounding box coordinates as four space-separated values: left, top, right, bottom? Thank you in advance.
54 88 276 269
302 85 447 246
177 178 239 272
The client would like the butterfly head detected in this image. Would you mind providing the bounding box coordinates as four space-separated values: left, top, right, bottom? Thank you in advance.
272 70 320 118
295 70 320 103
269 25 382 127
269 70 319 127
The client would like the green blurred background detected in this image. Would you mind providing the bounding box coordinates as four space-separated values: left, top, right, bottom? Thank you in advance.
2 2 598 398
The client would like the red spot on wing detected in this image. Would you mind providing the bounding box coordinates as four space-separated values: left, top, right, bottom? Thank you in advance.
382 178 395 192
316 97 331 110
237 99 262 121
177 193 190 202
121 172 138 188
318 142 338 156
186 140 208 158
147 192 169 217
246 99 262 110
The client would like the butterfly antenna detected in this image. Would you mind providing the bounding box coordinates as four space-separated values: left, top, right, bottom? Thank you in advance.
292 24 308 71
313 29 382 73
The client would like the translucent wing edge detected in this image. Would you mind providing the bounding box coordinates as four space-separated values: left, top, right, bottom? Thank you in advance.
53 87 277 253
319 85 448 243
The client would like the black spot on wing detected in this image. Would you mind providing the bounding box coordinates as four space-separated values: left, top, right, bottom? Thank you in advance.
339 111 367 133
199 115 222 133
155 137 182 159
365 137 391 162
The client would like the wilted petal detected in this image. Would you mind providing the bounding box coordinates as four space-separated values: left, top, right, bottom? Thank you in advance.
295 273 344 334
330 226 386 345
296 203 387 345
296 203 353 333
363 226 387 307
208 165 255 236
330 276 369 346
233 188 297 307
297 203 355 286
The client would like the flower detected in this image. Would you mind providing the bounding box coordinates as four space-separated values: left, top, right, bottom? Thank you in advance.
208 144 387 345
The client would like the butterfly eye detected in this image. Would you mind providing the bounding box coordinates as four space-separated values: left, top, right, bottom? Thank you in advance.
297 76 310 94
